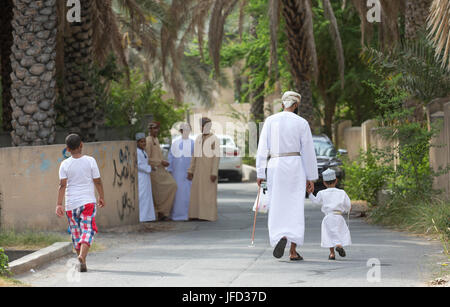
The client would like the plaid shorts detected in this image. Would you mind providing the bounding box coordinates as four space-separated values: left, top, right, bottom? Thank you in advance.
66 203 98 250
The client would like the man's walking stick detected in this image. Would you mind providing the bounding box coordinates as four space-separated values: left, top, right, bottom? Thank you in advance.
250 184 262 247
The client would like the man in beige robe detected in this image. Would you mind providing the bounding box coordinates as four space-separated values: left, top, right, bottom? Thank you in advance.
187 118 220 221
146 122 177 221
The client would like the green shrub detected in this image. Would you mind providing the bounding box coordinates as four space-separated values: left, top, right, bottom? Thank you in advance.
108 70 187 140
0 231 66 249
369 198 449 253
0 248 10 276
342 147 392 205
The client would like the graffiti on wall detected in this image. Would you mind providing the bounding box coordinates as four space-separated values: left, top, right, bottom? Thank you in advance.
113 146 137 221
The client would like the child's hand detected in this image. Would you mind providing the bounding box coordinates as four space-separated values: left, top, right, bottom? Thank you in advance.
56 205 64 217
98 198 106 208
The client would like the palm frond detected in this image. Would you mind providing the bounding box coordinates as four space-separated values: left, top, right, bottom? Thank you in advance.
363 37 450 103
427 0 450 71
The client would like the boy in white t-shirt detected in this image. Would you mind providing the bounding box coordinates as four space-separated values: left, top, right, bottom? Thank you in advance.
56 134 106 272
309 169 352 260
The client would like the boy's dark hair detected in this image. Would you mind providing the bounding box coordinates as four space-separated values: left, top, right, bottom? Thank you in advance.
325 179 338 186
65 134 82 150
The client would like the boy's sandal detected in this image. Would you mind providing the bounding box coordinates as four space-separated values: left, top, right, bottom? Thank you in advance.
328 255 336 260
78 257 88 273
273 238 287 259
290 252 304 261
336 247 346 258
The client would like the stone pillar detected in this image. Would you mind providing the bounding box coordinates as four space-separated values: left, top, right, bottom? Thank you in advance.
335 120 352 149
343 126 362 161
361 119 377 151
9 0 57 146
430 102 450 200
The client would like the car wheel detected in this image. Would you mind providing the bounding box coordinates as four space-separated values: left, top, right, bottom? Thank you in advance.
233 174 243 183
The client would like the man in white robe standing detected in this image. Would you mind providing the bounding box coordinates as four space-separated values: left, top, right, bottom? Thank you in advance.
256 91 318 260
167 123 195 221
136 133 156 223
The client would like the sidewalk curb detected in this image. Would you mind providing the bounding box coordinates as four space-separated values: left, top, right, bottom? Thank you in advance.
9 242 73 276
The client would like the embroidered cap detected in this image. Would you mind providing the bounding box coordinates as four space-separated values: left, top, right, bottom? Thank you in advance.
322 168 336 182
135 132 146 141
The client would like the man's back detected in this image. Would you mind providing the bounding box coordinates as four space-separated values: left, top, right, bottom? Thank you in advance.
263 112 310 154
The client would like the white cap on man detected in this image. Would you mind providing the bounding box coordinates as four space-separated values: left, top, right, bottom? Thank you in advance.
282 91 302 109
322 168 336 181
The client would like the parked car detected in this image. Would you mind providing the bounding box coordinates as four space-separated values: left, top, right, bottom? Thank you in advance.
160 143 170 160
312 134 347 193
217 135 243 182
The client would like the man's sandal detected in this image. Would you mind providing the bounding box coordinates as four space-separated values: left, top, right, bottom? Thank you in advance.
290 252 304 261
336 247 346 258
273 238 287 259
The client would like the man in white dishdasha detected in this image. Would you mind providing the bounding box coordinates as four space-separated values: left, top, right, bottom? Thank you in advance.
256 91 318 261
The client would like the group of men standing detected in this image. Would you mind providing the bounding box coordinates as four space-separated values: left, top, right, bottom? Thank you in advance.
136 118 220 223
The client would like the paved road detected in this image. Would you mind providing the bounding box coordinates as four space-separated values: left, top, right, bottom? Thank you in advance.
18 182 444 287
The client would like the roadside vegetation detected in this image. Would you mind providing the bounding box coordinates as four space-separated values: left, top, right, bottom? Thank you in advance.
342 36 450 269
0 231 67 250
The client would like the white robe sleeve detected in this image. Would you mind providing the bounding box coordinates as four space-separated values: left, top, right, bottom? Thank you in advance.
300 121 318 181
256 120 270 179
167 142 175 173
138 150 152 174
343 191 352 213
309 191 323 205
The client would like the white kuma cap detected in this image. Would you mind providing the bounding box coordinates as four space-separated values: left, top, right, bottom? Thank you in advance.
322 168 336 181
282 91 302 109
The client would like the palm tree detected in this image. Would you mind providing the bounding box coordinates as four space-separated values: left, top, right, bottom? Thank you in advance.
351 0 404 49
280 0 317 126
275 0 345 128
406 0 433 40
159 0 238 104
249 16 265 123
3 0 162 145
62 0 97 141
164 0 343 128
9 0 58 146
0 0 14 132
59 0 162 142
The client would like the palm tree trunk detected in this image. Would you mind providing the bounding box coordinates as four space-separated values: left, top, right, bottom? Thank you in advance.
63 0 97 142
323 95 336 138
405 0 433 40
249 17 265 123
9 0 57 146
0 0 14 132
404 0 433 122
281 0 316 127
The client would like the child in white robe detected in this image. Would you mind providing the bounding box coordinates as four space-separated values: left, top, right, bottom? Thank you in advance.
136 133 156 223
309 169 351 260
